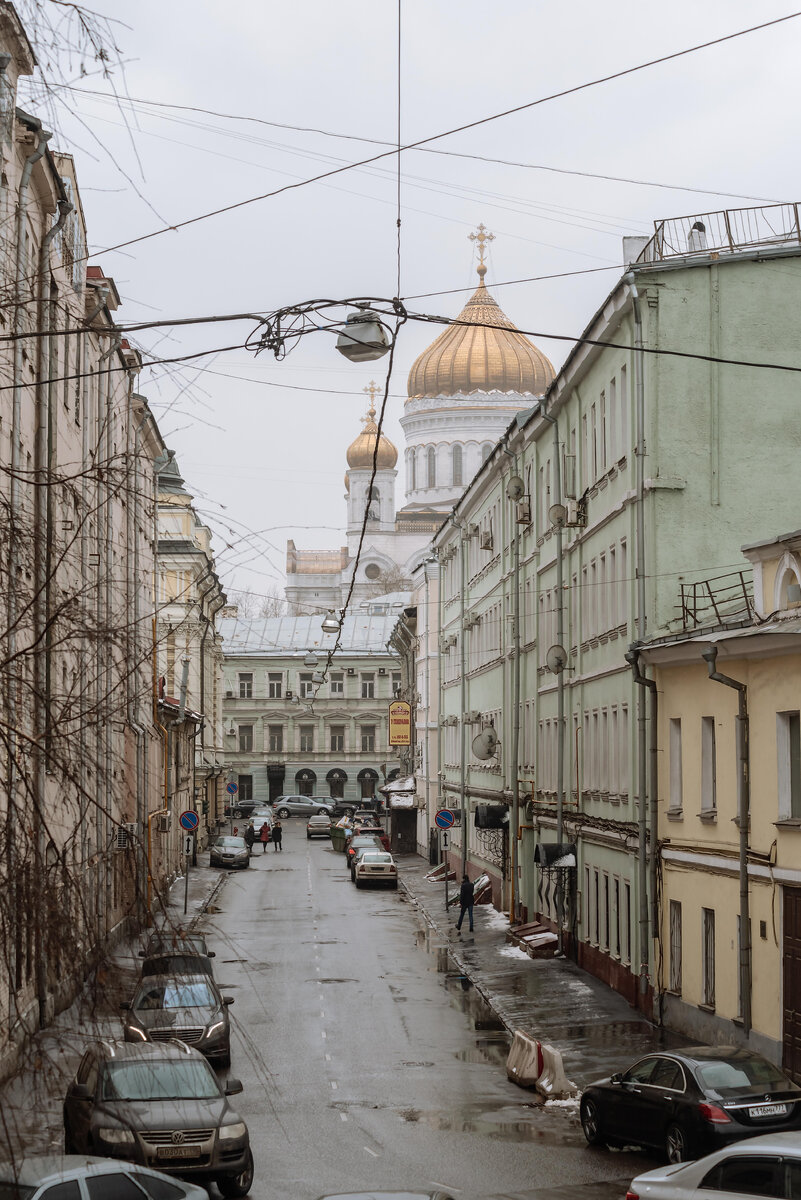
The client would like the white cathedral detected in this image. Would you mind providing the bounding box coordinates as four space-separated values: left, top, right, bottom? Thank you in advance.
285 231 556 613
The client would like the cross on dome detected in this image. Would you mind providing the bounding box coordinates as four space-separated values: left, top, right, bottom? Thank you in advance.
469 223 495 278
363 380 380 422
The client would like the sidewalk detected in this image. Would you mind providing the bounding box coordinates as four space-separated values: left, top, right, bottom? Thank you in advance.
400 854 677 1089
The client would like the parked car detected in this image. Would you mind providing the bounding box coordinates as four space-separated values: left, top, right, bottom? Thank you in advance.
307 815 331 839
626 1132 801 1200
330 801 357 818
121 973 235 1066
345 834 384 870
349 823 390 851
140 951 214 979
352 808 381 822
0 1155 211 1200
353 850 398 889
580 1046 801 1164
225 799 256 819
210 836 250 869
140 932 215 959
274 795 334 818
350 841 389 880
63 1039 253 1198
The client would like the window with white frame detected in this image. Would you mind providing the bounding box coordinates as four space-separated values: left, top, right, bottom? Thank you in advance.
701 716 717 813
330 725 345 753
613 877 621 957
361 724 375 752
603 874 610 951
584 865 591 940
409 449 416 492
620 363 628 455
702 907 715 1007
452 444 463 486
669 899 682 993
624 881 632 963
268 672 283 699
299 673 315 699
593 870 600 943
330 672 344 697
361 672 374 699
609 376 617 460
299 724 314 753
669 718 683 812
599 391 607 473
238 724 253 753
777 710 801 819
268 725 283 753
238 672 253 698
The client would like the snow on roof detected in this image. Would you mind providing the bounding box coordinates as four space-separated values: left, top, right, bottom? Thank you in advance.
218 611 400 658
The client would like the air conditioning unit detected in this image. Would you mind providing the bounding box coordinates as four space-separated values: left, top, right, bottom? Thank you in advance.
480 531 493 551
115 825 135 850
225 690 233 699
566 499 587 527
347 668 356 676
378 668 387 676
463 710 481 724
468 523 480 538
157 813 171 834
516 499 531 525
285 690 293 700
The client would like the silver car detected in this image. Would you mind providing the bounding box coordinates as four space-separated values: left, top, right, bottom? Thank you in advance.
0 1155 210 1200
210 835 250 869
627 1132 801 1200
274 795 334 818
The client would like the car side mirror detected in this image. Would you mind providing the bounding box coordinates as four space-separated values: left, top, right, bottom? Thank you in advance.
120 1000 131 1010
610 1072 623 1085
71 1082 92 1100
137 950 145 957
207 951 216 958
223 996 234 1006
225 1079 243 1095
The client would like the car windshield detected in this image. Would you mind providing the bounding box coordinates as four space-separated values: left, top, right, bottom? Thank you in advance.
215 838 246 848
134 980 217 1010
696 1054 791 1092
101 1059 221 1101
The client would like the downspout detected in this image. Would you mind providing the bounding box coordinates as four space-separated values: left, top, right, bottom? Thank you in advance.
100 334 121 933
625 646 659 1004
458 527 468 876
502 446 521 924
128 390 152 925
423 558 436 838
32 190 71 1026
702 646 751 1036
539 406 566 953
625 273 650 995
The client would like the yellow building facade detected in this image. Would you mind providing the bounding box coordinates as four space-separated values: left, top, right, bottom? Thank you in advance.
642 530 801 1074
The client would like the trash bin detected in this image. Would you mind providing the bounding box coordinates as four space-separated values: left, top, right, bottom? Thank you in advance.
330 825 348 853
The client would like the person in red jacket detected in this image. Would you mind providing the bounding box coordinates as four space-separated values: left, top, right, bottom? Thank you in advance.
259 822 271 854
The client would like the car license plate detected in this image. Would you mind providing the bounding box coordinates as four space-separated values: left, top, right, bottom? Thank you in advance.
750 1103 787 1118
157 1145 202 1159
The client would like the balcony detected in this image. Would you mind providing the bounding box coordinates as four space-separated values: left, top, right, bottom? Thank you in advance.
636 202 801 264
678 568 753 630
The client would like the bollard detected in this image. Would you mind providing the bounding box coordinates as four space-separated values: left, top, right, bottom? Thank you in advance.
505 1031 544 1087
535 1043 577 1099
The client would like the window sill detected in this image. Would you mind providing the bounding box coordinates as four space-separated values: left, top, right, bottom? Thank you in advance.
698 810 717 823
666 989 682 998
698 1002 716 1014
666 807 684 822
775 818 801 830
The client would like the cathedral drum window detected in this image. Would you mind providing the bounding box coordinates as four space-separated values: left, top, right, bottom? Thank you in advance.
364 563 381 580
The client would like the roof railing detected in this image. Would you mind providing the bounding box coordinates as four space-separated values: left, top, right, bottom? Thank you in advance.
637 202 801 264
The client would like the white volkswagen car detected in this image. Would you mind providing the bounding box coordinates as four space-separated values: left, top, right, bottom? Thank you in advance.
353 850 398 889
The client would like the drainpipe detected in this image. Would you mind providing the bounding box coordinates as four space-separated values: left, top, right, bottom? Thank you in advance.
625 646 658 1001
702 646 751 1036
8 121 49 974
100 335 121 934
32 191 71 1027
502 445 522 924
539 406 566 953
458 528 468 876
625 273 649 996
423 558 436 842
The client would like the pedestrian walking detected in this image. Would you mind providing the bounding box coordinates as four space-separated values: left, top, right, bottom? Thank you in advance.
456 873 475 933
259 822 271 854
243 821 255 852
272 820 283 852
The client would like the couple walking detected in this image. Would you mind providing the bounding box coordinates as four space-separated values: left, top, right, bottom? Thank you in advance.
261 820 283 852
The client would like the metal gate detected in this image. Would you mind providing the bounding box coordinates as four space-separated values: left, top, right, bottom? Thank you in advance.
783 889 801 1080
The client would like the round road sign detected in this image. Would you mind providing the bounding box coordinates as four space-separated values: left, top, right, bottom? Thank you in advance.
226 782 238 795
179 809 200 832
435 809 455 830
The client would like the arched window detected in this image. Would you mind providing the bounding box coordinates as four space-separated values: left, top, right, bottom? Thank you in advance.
367 488 380 521
481 442 492 464
409 449 416 492
452 444 463 486
427 446 437 489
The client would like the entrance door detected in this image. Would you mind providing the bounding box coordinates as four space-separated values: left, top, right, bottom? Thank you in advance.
784 889 801 1080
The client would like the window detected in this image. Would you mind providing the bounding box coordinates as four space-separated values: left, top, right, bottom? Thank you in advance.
599 390 607 472
624 881 631 963
238 724 253 753
361 673 374 699
409 450 416 492
669 718 683 812
609 377 617 460
481 442 492 464
427 446 436 488
391 671 401 694
603 874 610 951
624 1057 657 1085
238 774 253 802
367 487 380 520
650 1059 684 1091
593 870 600 944
330 725 345 753
300 725 314 753
584 865 591 939
452 443 463 486
299 673 315 699
361 725 375 752
330 672 344 697
777 710 801 819
701 717 717 812
268 672 282 699
620 363 628 456
87 1177 148 1200
669 899 682 993
700 1156 783 1198
238 672 252 698
133 1175 186 1200
591 403 598 479
613 878 621 957
268 725 283 753
42 1184 81 1200
702 907 715 1007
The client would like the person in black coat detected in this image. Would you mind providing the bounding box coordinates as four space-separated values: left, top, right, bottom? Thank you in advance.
243 822 255 851
272 820 283 851
456 873 475 933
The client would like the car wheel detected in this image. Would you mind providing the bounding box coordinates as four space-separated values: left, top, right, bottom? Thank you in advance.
316 808 329 816
580 1097 605 1147
665 1121 690 1164
277 808 290 819
217 1149 254 1199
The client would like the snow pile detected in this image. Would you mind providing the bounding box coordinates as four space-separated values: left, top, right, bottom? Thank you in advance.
498 945 530 960
483 907 511 931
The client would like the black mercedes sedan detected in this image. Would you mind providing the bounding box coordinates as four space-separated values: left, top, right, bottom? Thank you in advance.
580 1046 801 1163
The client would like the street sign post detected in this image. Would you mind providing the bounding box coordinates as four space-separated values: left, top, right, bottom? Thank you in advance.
434 810 456 912
179 811 199 913
434 809 455 830
226 782 238 795
179 809 200 832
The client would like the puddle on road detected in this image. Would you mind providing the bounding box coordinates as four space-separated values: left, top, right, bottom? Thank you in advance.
395 1102 577 1144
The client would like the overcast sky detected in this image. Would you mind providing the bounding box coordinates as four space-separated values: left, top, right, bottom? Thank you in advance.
22 0 801 607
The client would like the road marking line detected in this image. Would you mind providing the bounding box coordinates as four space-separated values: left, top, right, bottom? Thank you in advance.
325 1053 331 1061
320 1010 325 1018
340 1112 348 1122
364 1146 379 1158
331 1081 338 1090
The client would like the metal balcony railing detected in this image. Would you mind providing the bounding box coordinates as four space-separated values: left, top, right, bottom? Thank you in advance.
637 202 801 264
679 569 753 630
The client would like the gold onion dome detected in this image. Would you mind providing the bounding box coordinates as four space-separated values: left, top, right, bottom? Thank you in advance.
346 398 398 470
407 262 555 400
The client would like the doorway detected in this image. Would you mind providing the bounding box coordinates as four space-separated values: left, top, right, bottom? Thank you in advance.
783 888 801 1080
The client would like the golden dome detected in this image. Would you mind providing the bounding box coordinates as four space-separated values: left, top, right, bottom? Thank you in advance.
346 399 398 471
407 264 555 400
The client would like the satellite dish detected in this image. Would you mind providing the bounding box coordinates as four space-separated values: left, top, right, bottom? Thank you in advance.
546 644 568 674
472 727 499 760
549 503 567 528
506 475 525 502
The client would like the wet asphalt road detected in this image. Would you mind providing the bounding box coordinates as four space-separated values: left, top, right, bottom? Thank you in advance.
204 821 653 1200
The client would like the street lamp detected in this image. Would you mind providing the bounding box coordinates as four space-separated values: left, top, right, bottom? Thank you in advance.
321 611 341 634
304 651 319 668
335 306 391 363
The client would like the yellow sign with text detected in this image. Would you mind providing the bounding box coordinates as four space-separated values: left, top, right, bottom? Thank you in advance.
388 700 412 746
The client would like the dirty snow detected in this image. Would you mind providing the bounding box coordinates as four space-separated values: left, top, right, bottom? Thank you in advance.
546 1097 581 1111
483 907 510 930
498 945 530 960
